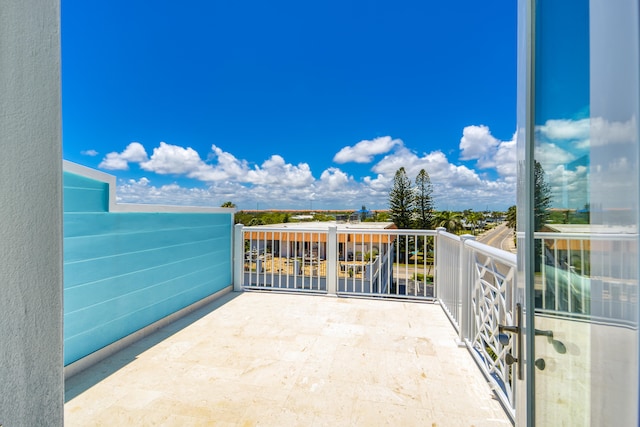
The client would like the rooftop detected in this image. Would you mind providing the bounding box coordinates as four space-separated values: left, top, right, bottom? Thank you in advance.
250 221 396 231
64 292 511 426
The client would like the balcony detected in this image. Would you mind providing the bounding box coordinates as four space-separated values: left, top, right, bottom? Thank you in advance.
64 222 519 425
65 292 512 426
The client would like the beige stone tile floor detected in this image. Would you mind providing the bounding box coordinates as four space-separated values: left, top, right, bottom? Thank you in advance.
65 291 512 426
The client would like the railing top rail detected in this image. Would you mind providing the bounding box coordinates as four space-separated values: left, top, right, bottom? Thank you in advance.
436 229 462 241
337 229 437 237
531 231 638 240
241 226 333 233
464 239 517 266
240 224 438 236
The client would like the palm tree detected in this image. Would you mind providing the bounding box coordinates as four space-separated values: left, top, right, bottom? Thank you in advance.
464 211 484 235
434 211 464 234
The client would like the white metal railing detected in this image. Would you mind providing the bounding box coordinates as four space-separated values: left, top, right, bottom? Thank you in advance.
234 224 437 299
232 223 640 423
232 223 518 420
435 229 463 329
463 238 517 419
535 232 638 327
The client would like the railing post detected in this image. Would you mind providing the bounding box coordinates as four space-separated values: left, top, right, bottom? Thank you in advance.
434 227 446 298
233 223 244 292
459 234 475 344
327 225 338 296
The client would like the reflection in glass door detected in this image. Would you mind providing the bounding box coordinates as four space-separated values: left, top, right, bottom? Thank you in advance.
519 0 640 425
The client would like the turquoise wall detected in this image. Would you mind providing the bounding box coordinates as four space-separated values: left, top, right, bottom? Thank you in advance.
63 171 233 365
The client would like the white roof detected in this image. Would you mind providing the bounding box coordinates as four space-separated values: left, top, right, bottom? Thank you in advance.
248 221 395 231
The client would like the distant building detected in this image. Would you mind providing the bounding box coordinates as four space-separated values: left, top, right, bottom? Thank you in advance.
244 221 396 260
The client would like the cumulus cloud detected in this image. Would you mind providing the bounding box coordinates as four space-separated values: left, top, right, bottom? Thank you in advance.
99 142 148 170
459 125 499 161
319 167 351 191
103 125 519 210
333 136 402 164
246 155 314 188
140 142 212 177
494 138 517 177
116 177 225 206
81 149 99 156
591 116 637 146
366 142 515 208
200 145 251 181
459 125 516 177
537 118 590 141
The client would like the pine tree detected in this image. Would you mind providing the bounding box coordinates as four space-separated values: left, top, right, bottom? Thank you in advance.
389 167 414 229
414 169 434 229
534 160 551 232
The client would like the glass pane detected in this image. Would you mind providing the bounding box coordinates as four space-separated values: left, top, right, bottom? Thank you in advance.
532 0 639 425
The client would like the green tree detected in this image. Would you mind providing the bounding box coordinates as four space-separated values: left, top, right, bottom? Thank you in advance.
534 161 551 231
434 210 464 234
464 210 484 235
505 205 517 229
220 201 236 208
414 169 434 229
248 217 265 226
376 211 390 222
534 161 552 272
389 168 415 229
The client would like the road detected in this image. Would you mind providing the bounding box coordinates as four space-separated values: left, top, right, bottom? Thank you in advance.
476 222 517 253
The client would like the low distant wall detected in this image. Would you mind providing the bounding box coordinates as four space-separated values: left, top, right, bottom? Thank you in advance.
63 163 234 365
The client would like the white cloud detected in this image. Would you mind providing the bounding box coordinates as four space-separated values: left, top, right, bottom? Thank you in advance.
494 137 517 177
197 145 251 181
99 142 148 170
81 149 99 156
103 125 518 211
545 164 589 209
117 177 224 206
140 142 212 177
459 125 499 161
333 136 402 164
537 118 590 141
591 116 637 146
534 142 576 173
246 155 314 188
365 140 516 209
459 126 516 177
319 167 351 191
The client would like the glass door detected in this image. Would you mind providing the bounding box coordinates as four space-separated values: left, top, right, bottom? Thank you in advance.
518 0 640 425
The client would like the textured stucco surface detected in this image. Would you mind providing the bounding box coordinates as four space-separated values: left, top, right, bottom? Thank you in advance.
0 1 63 426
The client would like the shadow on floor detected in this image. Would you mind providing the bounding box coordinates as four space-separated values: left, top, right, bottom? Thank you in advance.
64 291 241 402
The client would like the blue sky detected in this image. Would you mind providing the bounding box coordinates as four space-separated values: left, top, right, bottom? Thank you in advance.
62 1 517 211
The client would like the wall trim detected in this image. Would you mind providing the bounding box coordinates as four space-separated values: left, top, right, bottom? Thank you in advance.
63 160 236 213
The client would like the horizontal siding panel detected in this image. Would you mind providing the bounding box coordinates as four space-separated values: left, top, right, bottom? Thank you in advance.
64 238 229 287
64 275 229 365
62 196 233 365
64 213 229 238
63 172 109 212
64 226 226 262
64 255 230 312
64 266 226 338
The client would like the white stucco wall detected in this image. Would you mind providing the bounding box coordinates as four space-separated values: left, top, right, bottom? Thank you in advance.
0 1 63 426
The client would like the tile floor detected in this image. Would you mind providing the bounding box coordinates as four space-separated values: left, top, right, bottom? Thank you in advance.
65 291 512 426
